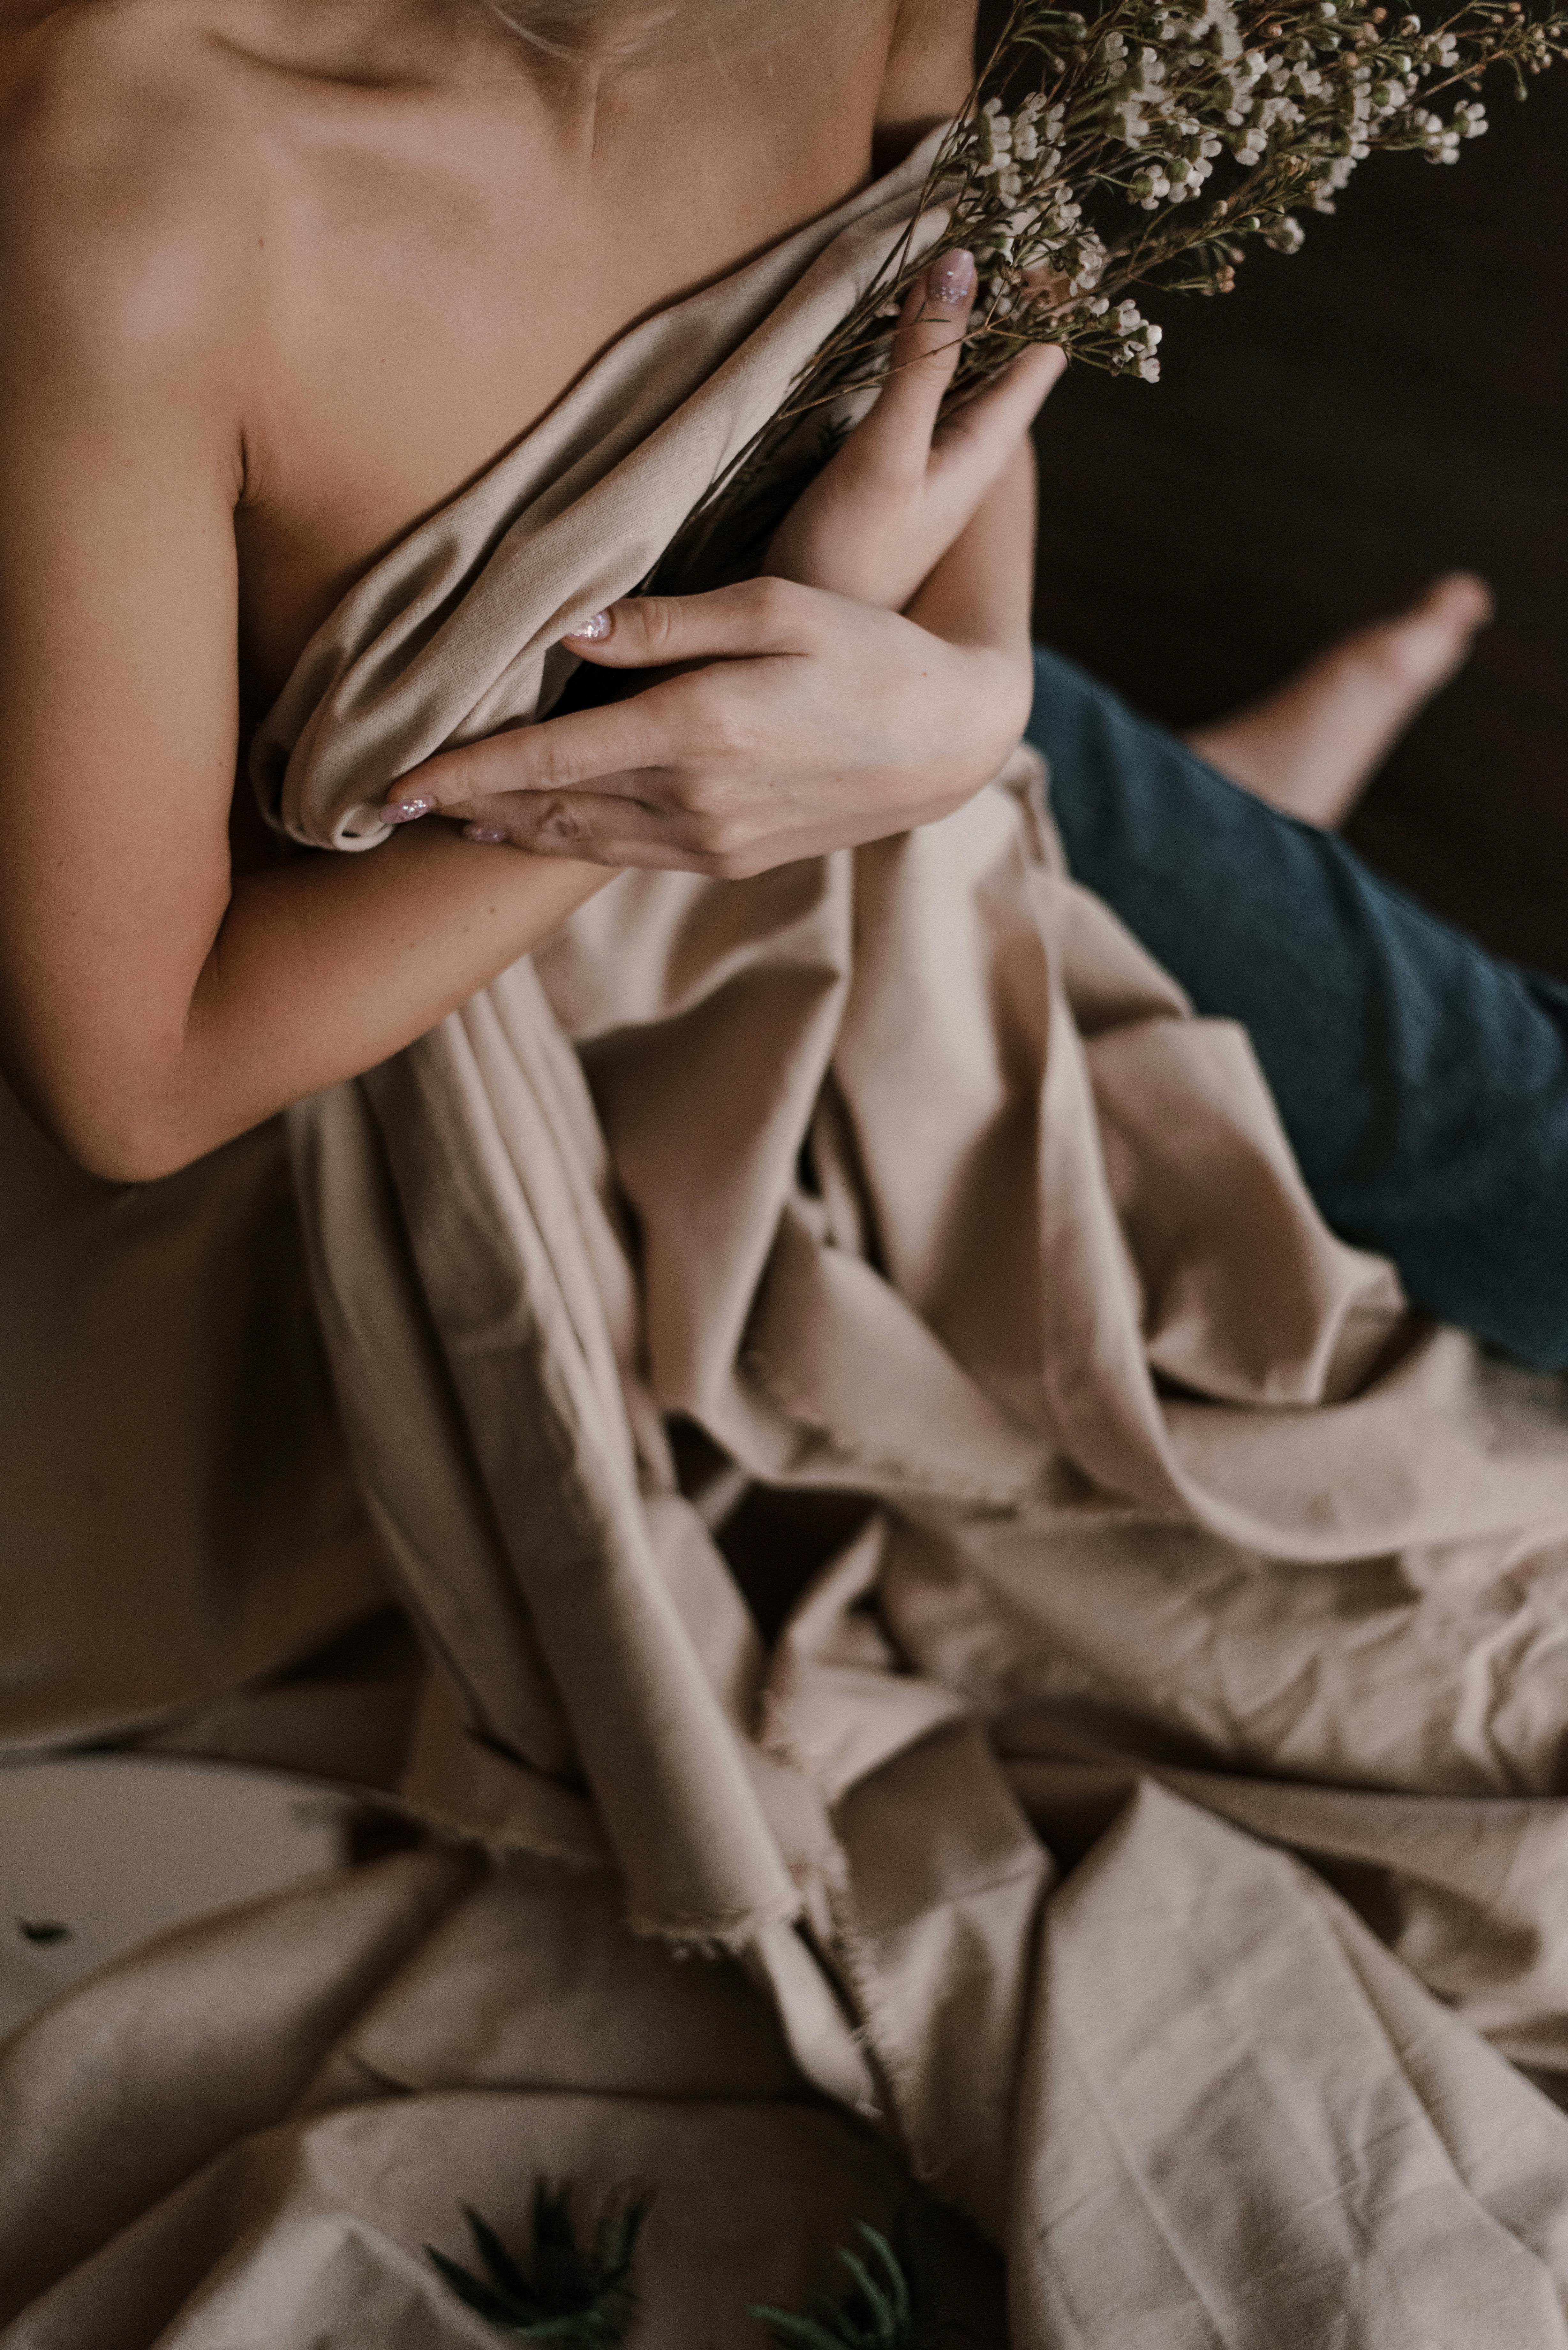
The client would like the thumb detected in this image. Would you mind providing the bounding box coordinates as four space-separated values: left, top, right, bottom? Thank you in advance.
561 575 824 668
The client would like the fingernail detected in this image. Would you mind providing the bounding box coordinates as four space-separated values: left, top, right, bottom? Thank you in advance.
463 824 508 845
931 249 976 307
567 610 612 642
381 794 435 824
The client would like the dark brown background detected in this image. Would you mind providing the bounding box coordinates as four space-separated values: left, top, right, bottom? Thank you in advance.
975 1 1568 977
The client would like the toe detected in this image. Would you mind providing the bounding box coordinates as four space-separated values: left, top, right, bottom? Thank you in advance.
1360 571 1493 700
1417 570 1495 633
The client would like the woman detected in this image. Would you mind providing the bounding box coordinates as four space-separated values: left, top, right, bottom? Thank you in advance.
6 2 1568 2342
3 0 1560 1354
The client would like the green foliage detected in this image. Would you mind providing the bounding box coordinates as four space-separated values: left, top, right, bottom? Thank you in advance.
750 2220 958 2350
425 2179 652 2345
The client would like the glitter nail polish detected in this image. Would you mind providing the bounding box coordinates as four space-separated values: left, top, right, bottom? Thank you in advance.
931 250 976 307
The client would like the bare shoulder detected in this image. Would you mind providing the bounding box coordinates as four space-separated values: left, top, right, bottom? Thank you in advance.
0 1 287 450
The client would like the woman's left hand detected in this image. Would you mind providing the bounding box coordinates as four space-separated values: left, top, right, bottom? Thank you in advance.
765 248 1062 612
380 572 1034 878
381 250 1064 878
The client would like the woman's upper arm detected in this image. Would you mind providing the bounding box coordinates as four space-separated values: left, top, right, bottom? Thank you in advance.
0 49 250 1168
874 0 978 163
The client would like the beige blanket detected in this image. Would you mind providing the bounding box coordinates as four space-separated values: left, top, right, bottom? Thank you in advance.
8 130 1568 2345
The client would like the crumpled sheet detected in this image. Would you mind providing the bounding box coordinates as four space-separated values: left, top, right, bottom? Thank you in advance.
7 126 1568 2346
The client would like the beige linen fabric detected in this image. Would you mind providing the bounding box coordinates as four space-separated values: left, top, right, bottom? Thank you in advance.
0 1849 953 2348
0 1087 387 1759
9 129 1568 2344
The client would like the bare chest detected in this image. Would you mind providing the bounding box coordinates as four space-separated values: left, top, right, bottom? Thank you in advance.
233 28 893 709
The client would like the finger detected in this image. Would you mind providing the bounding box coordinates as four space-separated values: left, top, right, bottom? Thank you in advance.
380 696 684 820
852 248 978 474
456 787 751 875
931 342 1066 476
379 590 818 820
556 575 821 670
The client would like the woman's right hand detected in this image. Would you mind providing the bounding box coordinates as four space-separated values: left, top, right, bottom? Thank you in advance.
764 249 1064 613
381 573 1036 878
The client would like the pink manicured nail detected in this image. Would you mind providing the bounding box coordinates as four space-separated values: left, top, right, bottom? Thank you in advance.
463 824 508 845
567 610 612 642
381 794 434 824
931 249 976 307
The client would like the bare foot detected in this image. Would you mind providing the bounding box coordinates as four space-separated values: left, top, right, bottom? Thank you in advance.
1187 571 1495 828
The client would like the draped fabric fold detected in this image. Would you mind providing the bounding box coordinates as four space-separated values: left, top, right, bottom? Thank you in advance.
8 130 1568 2346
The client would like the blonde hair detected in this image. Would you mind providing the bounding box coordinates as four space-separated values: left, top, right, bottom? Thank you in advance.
478 0 843 67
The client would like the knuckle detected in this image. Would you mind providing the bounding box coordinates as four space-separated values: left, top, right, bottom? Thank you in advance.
685 682 751 763
529 747 572 796
667 768 711 815
690 805 730 856
739 573 792 633
531 794 591 848
634 596 682 660
508 729 576 798
695 813 760 878
712 706 758 761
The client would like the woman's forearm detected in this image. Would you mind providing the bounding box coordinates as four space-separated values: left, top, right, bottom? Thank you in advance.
152 451 1037 1181
114 827 610 1179
34 444 1037 1185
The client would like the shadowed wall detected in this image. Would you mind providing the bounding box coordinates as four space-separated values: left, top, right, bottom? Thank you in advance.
977 0 1568 976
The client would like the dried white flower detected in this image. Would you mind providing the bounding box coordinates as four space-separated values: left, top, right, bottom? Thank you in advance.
689 0 1568 511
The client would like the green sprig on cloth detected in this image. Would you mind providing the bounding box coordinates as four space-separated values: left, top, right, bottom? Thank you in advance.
425 2181 652 2344
750 2221 961 2350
